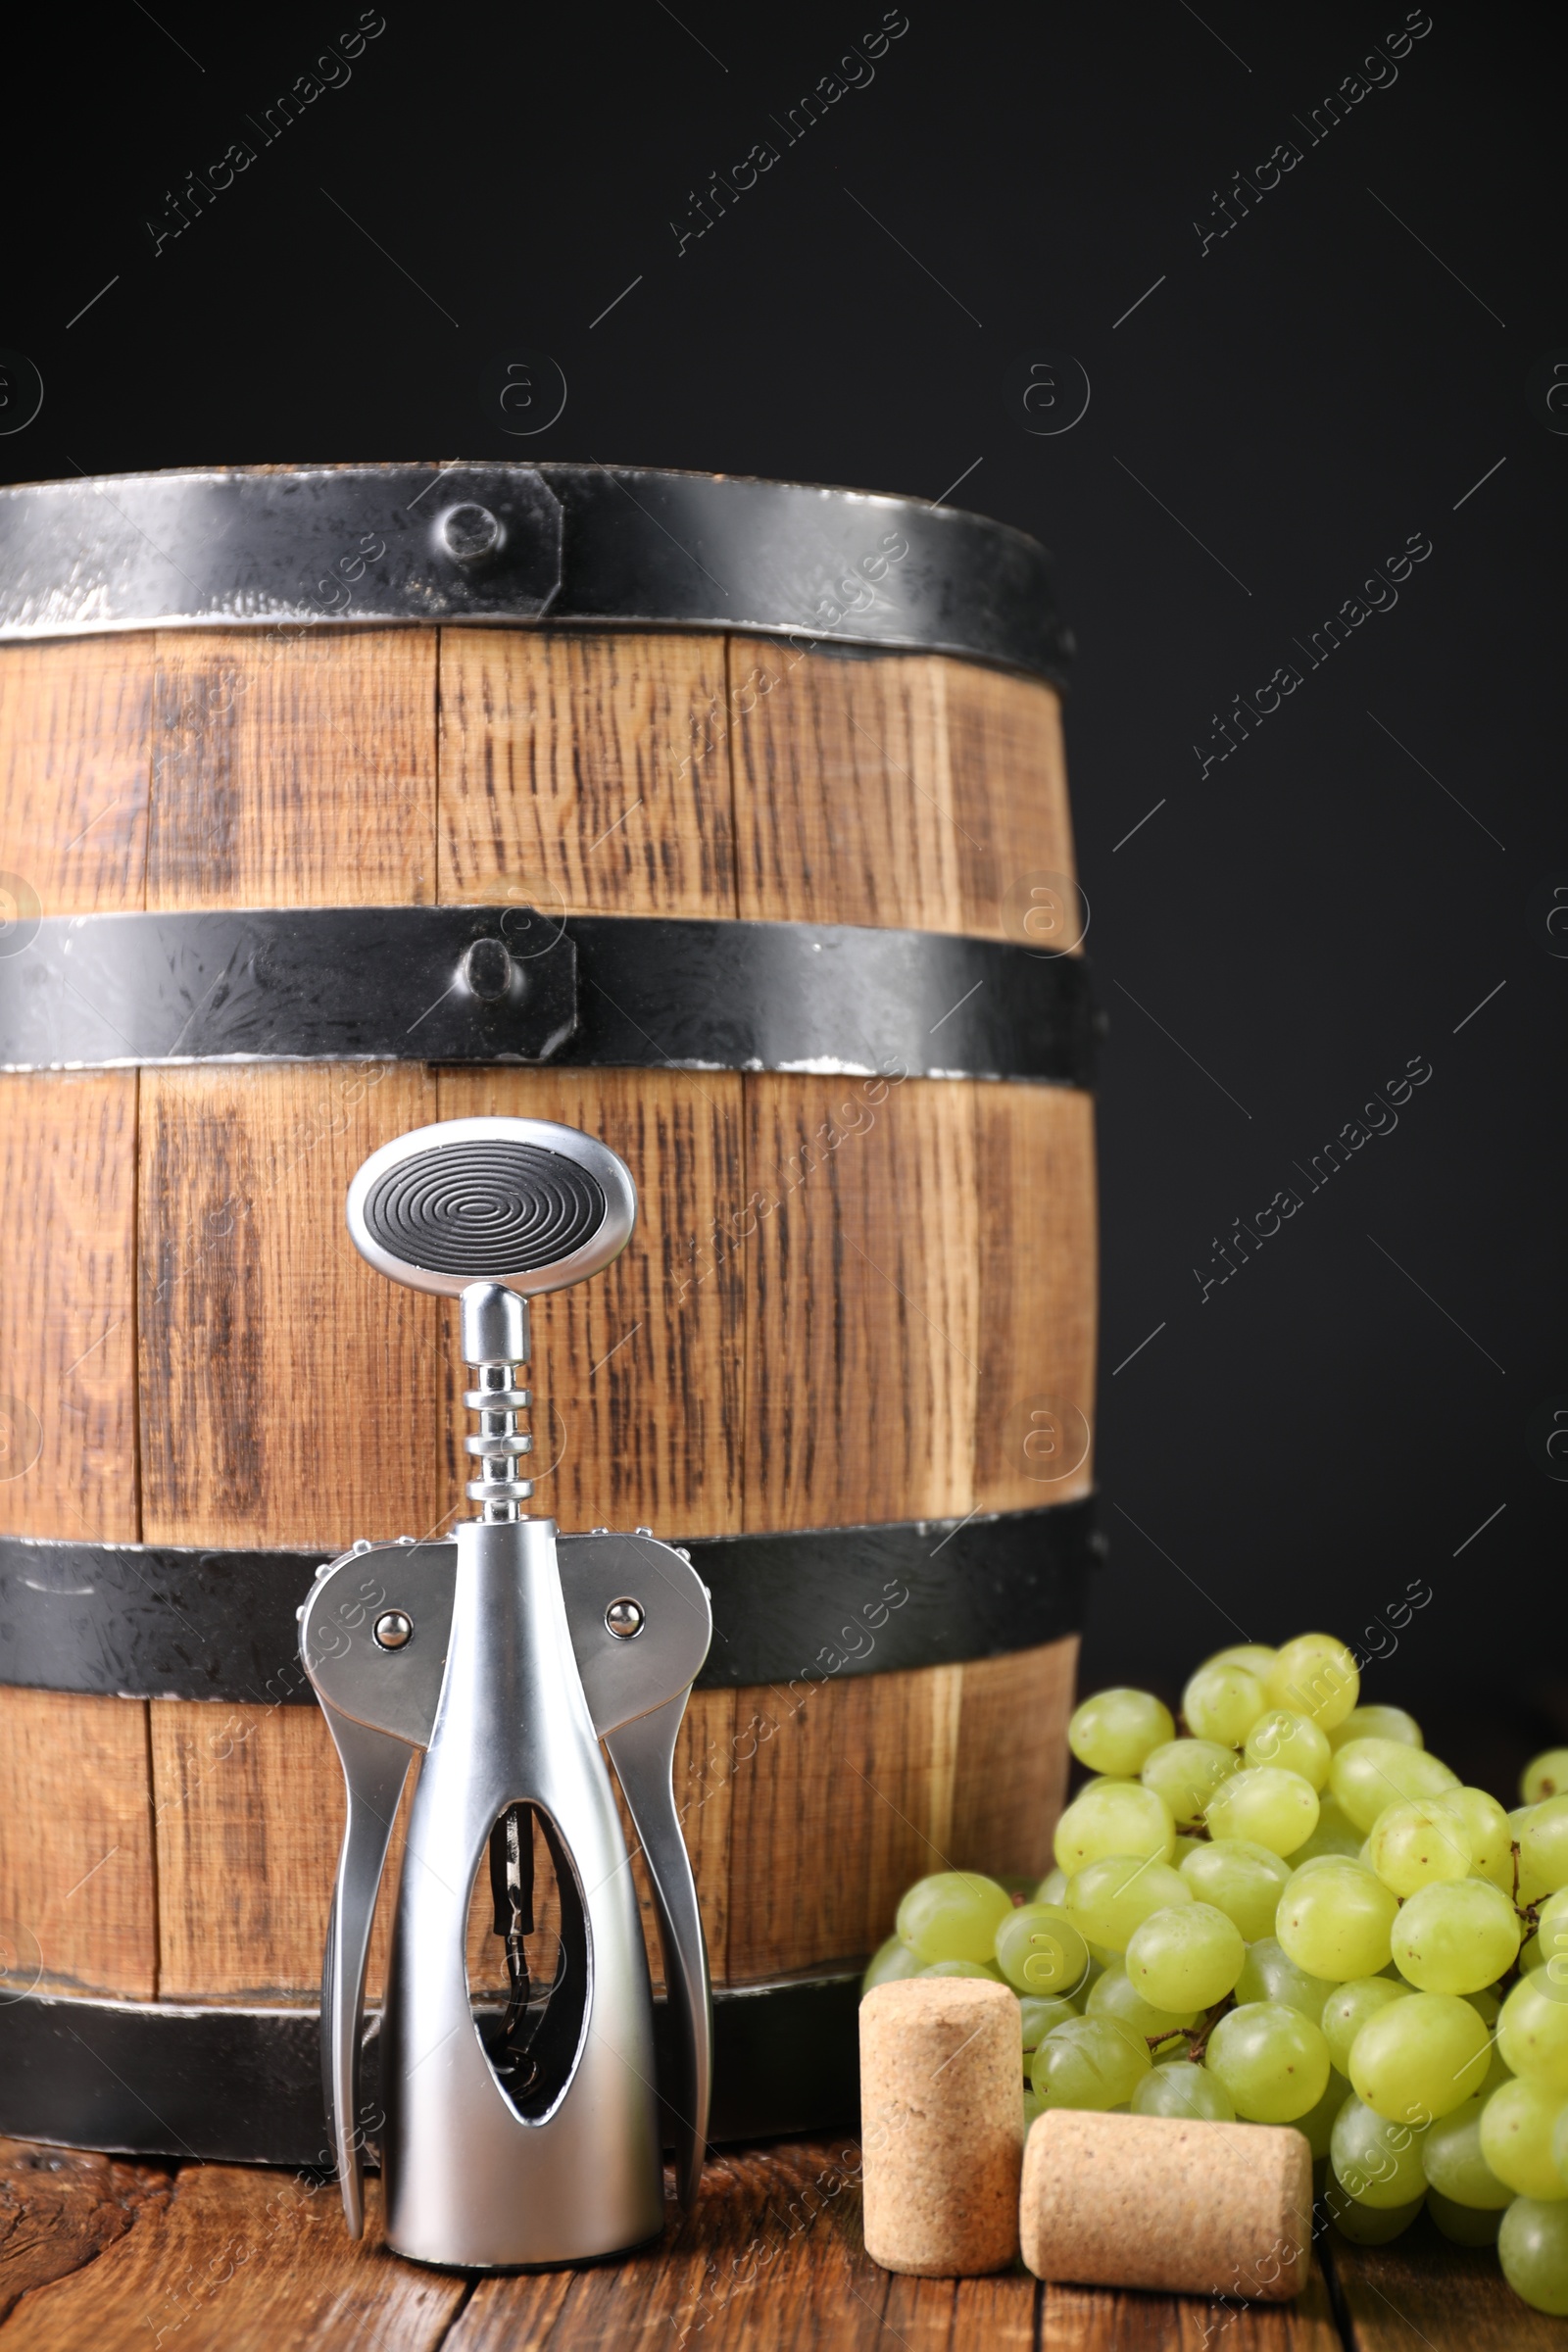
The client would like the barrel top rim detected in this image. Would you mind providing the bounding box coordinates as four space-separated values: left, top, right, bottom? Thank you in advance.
0 460 1075 683
0 456 1047 546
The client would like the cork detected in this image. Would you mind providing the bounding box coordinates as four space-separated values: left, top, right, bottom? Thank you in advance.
1020 2109 1312 2301
859 1978 1023 2276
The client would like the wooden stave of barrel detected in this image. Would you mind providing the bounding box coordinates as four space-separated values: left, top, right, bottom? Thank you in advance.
0 612 1093 2022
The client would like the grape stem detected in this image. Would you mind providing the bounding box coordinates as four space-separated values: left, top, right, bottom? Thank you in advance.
1496 1842 1540 1992
1145 1993 1234 2063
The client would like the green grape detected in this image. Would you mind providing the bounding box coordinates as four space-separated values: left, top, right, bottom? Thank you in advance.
1296 2068 1351 2160
1444 1786 1515 1890
1480 2077 1568 2199
1499 2198 1568 2315
1141 1738 1239 1827
1350 1990 1490 2123
1321 2177 1425 2242
1321 1977 1411 2075
1331 1704 1424 1752
1466 1985 1501 2029
1498 1967 1568 2092
1366 1797 1472 1896
896 1872 1013 1963
1555 2101 1568 2188
995 1902 1091 1996
1289 1796 1367 1864
1178 1838 1292 1941
1205 2000 1331 2122
1276 1858 1397 1981
1523 1748 1568 1805
1064 1855 1190 1952
1068 1687 1175 1777
1329 1738 1459 1834
862 1934 924 1992
1087 1961 1197 2048
1421 2103 1515 2209
1521 1934 1544 1973
1511 1803 1540 1838
1204 1642 1279 1678
1536 1887 1568 1986
1035 1866 1069 1906
919 1959 1004 1979
1203 1765 1319 1856
1022 2087 1044 2132
1132 2060 1237 2123
1519 1795 1568 1904
1235 1936 1335 2020
1125 1901 1246 2011
1427 2189 1502 2246
1054 1782 1176 1873
1181 1660 1267 1746
1392 1878 1521 1996
1330 2092 1430 2208
1264 1633 1359 1730
1020 1994 1081 2055
1030 2015 1151 2111
1245 1708 1332 1791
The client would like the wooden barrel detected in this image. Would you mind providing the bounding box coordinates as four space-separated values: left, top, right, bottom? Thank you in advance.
0 465 1096 2159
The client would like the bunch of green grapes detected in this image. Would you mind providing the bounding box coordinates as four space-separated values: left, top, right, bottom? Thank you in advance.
861 1639 1568 2318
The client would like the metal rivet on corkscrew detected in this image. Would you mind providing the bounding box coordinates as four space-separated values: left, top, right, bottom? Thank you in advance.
302 1116 713 2271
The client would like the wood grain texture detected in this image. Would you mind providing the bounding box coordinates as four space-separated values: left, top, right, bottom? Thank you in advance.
1042 2267 1342 2349
945 659 1077 943
725 1660 971 1984
1329 2211 1562 2351
146 628 437 908
137 1064 440 1548
437 628 736 917
0 2139 169 2327
973 1084 1098 1514
950 1638 1079 1886
0 2136 1382 2352
0 1690 156 2000
883 2273 1037 2352
741 1073 979 1533
435 1067 746 1540
729 639 1075 940
149 1701 406 2004
451 2140 883 2352
0 2160 466 2352
0 639 152 916
731 641 963 935
0 1073 139 1542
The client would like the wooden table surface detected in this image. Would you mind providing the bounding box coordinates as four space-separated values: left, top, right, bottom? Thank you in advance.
0 2135 1556 2351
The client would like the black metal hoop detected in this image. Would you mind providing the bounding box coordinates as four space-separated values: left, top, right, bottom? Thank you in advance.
0 1978 861 2168
0 1497 1099 1706
0 907 1099 1085
0 465 1074 684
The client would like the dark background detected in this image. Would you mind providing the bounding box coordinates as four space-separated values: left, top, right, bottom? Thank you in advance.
3 1 1562 1792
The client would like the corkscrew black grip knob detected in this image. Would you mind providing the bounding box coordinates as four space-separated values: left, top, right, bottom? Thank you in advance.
346 1117 636 1297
